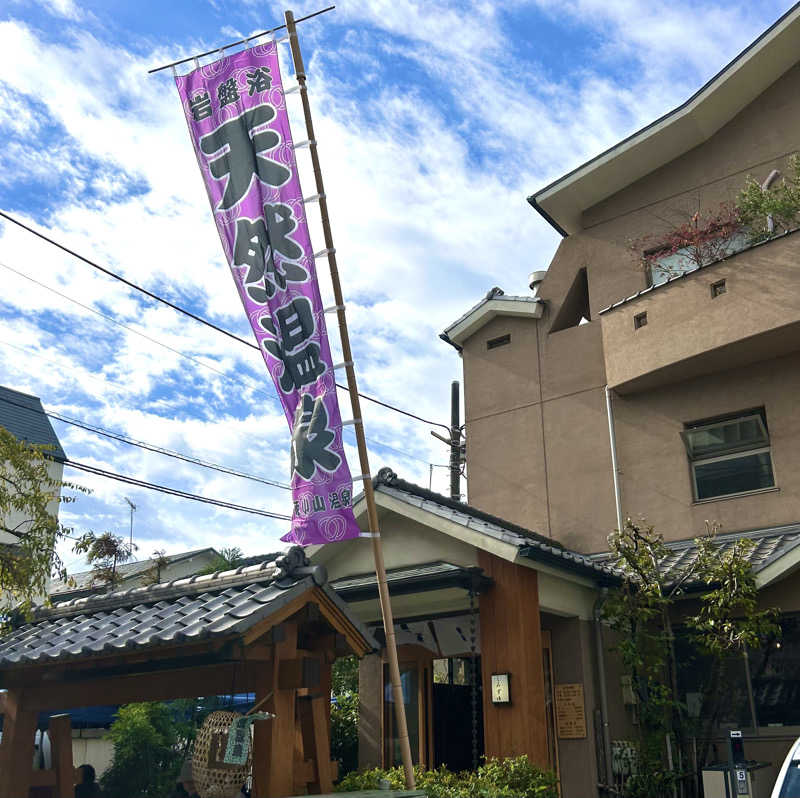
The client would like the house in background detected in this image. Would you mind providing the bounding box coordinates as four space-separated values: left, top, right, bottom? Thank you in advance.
49 547 222 604
0 386 66 601
434 4 800 796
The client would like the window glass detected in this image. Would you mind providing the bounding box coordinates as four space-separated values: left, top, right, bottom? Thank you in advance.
383 663 420 766
683 410 774 501
694 450 774 500
684 415 768 459
648 231 749 287
675 630 752 729
749 616 800 728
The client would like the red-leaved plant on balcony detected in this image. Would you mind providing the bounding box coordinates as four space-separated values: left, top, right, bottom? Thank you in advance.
630 202 745 279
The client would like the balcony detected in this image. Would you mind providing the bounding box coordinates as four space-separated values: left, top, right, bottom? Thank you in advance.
599 230 800 393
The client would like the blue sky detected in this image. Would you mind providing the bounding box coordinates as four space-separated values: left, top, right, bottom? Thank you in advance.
0 0 793 572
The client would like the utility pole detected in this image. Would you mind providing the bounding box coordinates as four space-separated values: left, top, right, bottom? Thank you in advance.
124 497 136 550
431 381 465 500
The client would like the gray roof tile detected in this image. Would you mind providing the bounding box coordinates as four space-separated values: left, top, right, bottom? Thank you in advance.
590 523 800 586
0 548 377 668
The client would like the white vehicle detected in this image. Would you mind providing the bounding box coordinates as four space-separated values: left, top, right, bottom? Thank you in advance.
771 737 800 798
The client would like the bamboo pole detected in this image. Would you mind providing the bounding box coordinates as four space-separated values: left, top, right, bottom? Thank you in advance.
283 9 416 789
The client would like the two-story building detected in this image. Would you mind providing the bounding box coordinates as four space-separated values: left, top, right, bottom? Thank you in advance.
432 5 800 796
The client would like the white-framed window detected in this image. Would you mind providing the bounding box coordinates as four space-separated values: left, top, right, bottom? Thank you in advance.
681 409 776 501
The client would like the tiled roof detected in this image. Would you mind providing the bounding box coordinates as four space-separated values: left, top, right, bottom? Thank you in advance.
656 523 800 584
0 386 65 460
0 547 373 668
371 469 621 584
443 287 541 335
49 547 220 598
590 523 800 586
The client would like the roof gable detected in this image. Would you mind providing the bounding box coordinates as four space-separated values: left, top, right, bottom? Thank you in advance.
0 386 65 460
314 469 619 586
530 4 800 235
442 287 542 348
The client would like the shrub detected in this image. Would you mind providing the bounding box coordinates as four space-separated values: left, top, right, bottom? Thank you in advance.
331 691 359 776
336 756 558 798
100 702 184 798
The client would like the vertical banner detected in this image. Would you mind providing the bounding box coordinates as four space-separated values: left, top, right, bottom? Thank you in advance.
175 42 361 545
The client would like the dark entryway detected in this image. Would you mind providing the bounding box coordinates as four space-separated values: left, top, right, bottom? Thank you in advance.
432 656 484 771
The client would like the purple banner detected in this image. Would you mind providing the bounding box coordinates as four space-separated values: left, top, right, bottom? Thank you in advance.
175 43 361 546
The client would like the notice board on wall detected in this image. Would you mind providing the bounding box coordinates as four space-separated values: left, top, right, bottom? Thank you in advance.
555 683 587 739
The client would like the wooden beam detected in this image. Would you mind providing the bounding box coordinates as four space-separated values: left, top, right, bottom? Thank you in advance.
28 770 57 787
268 623 297 798
298 696 334 794
22 661 258 711
253 623 300 798
312 587 372 657
0 689 37 798
49 714 75 798
279 656 321 690
243 593 310 646
251 660 274 797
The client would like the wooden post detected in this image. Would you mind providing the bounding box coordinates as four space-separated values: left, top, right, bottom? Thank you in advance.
253 623 299 797
0 689 37 798
283 9 416 789
49 714 75 798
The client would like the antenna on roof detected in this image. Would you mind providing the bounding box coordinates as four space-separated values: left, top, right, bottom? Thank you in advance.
124 496 137 549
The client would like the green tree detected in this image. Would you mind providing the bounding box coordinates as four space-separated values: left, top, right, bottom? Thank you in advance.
0 425 85 623
142 549 170 586
331 655 360 777
738 154 800 242
200 546 244 574
101 702 185 798
73 531 136 590
604 519 778 798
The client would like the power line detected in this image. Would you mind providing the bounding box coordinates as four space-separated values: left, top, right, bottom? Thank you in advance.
0 392 291 490
0 259 273 405
64 460 292 521
0 336 432 467
0 210 451 432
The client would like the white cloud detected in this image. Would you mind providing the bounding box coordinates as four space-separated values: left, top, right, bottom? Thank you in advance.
0 1 785 563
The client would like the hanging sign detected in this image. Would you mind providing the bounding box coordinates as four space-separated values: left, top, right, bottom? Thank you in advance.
175 42 361 545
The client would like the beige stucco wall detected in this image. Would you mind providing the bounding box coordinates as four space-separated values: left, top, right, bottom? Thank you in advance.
611 349 800 544
540 615 602 798
460 59 800 552
602 233 800 392
319 511 479 585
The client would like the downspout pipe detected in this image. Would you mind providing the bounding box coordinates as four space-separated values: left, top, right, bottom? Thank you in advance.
595 589 614 791
604 385 624 533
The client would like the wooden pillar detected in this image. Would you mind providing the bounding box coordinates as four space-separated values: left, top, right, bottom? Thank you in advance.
49 714 75 798
0 689 38 798
297 656 334 794
252 623 298 798
478 552 548 766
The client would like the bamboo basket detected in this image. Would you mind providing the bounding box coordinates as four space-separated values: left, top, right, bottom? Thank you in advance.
192 710 251 798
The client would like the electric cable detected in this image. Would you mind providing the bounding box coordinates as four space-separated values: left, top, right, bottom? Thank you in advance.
0 392 291 490
0 210 452 432
64 460 292 520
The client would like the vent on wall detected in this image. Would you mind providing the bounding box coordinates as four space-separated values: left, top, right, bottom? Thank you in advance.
487 334 511 350
549 267 591 333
